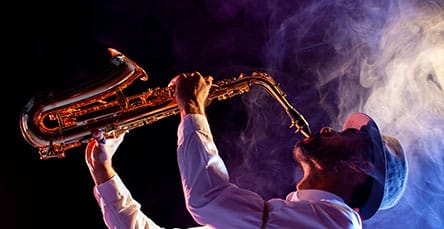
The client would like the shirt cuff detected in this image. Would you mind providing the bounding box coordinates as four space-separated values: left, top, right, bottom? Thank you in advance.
94 174 130 203
177 114 211 146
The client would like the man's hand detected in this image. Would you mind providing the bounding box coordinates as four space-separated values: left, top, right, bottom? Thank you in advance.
169 71 213 118
85 131 125 185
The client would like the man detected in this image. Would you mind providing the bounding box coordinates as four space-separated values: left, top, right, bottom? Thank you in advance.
85 72 408 228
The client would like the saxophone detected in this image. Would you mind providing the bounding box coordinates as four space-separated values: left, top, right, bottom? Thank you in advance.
19 48 311 160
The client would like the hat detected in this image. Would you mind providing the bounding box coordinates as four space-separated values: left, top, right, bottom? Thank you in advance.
342 113 408 219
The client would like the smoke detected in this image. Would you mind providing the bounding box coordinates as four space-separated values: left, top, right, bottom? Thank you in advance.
196 0 444 228
354 2 444 227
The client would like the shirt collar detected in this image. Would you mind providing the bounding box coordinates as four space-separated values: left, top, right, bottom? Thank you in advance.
286 189 345 203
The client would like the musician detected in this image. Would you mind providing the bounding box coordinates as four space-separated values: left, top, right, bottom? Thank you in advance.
85 72 408 228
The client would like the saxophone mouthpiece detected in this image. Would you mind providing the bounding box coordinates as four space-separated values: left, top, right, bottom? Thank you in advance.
300 125 312 138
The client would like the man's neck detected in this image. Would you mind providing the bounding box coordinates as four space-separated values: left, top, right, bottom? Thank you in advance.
298 170 361 205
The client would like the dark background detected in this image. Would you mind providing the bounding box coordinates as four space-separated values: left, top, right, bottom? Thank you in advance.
5 0 444 228
8 1 310 228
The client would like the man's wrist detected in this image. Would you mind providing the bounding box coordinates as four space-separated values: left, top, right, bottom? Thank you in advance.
90 164 116 185
180 103 205 118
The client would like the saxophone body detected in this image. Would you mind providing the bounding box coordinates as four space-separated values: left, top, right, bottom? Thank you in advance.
19 48 311 160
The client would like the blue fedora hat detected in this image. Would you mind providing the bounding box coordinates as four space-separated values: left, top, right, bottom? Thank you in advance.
342 113 408 219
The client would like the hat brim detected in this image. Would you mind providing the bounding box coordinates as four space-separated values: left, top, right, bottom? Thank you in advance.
342 113 386 220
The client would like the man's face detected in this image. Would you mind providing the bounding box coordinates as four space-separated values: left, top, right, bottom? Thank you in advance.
294 127 372 171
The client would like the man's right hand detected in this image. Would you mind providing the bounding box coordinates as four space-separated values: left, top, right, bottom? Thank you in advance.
169 71 213 118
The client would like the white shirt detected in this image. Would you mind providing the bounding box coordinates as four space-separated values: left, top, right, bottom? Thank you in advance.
93 114 362 229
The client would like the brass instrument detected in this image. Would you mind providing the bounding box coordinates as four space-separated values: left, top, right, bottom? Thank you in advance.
19 48 311 160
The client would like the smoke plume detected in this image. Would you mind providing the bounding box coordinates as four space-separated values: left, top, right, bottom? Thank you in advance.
197 0 444 228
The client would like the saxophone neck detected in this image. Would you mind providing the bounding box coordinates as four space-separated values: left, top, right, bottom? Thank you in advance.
246 72 312 138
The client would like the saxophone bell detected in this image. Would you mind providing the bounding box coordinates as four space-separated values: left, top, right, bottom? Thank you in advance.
19 48 149 159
